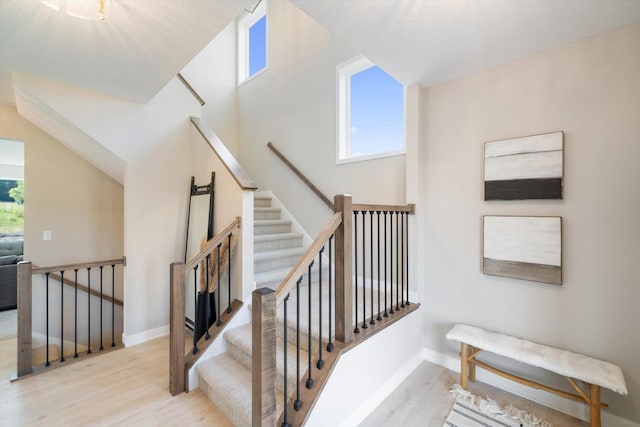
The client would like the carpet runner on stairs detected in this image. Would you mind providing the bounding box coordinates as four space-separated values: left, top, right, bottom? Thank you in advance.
196 195 395 426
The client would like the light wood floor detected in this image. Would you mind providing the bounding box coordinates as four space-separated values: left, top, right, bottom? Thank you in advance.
0 310 233 426
359 360 588 426
1 310 587 426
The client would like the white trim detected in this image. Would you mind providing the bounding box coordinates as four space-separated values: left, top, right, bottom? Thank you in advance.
336 56 406 163
122 324 169 347
237 0 268 85
339 350 424 427
422 348 640 427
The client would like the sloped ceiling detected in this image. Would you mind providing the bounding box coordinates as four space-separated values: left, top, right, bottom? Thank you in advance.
292 0 640 87
0 0 251 105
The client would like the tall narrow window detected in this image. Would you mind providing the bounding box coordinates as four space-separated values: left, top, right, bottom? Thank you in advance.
338 56 404 162
238 1 267 84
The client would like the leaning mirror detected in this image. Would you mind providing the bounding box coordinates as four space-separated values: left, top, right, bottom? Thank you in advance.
184 173 215 341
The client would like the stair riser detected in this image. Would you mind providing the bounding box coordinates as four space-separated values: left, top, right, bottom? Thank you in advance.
255 265 330 289
254 223 292 235
254 254 303 274
254 198 272 208
254 209 281 220
254 236 303 252
226 339 302 396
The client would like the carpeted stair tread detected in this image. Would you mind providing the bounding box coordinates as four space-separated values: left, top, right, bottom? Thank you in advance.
254 219 292 235
224 324 309 394
254 233 304 253
254 207 282 220
254 263 330 290
254 247 308 274
197 353 284 427
254 196 272 208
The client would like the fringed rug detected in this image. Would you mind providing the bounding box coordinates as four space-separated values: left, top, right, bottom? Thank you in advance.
444 384 552 427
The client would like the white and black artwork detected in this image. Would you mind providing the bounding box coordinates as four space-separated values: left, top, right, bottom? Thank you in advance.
484 132 563 200
483 216 562 285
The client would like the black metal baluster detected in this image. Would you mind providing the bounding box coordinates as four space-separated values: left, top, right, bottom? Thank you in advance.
384 212 388 317
401 212 405 308
99 266 104 351
193 265 198 354
376 212 382 321
396 211 400 311
294 277 302 411
361 210 367 330
45 273 50 366
406 212 410 306
87 268 92 354
389 213 394 315
282 293 290 427
74 269 78 358
306 261 314 389
205 255 211 340
60 270 65 362
227 233 232 314
111 264 115 347
216 243 222 327
327 235 334 352
369 211 375 325
353 211 359 334
317 248 324 369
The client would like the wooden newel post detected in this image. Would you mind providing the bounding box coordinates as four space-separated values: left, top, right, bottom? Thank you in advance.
334 194 353 344
16 261 33 377
252 287 277 427
169 262 186 396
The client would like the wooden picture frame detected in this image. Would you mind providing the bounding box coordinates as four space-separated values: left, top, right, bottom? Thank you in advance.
484 131 564 200
483 215 562 285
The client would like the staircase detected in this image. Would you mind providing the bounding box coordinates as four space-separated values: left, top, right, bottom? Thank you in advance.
196 194 319 426
194 195 411 425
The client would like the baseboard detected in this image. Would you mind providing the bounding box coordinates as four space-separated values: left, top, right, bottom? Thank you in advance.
339 349 425 427
122 325 169 347
422 348 639 427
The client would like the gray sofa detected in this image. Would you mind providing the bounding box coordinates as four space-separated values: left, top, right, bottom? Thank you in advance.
0 238 23 311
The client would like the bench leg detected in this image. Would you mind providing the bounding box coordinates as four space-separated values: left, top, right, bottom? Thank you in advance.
460 343 469 389
468 345 476 383
589 384 601 427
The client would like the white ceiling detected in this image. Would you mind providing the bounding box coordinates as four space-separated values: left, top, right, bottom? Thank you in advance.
1 1 639 107
0 0 251 105
292 0 640 87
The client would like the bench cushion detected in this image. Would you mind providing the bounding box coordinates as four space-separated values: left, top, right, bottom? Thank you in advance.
446 324 627 395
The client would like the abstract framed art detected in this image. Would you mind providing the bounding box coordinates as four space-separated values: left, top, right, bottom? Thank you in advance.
483 215 562 285
484 131 564 200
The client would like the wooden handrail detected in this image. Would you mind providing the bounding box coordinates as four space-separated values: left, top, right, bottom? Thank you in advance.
352 203 416 214
275 212 342 306
184 217 240 272
191 117 258 191
177 73 205 106
31 258 126 275
267 142 335 211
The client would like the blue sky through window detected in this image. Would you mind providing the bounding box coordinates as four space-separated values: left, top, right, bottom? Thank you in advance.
349 66 403 157
249 16 267 76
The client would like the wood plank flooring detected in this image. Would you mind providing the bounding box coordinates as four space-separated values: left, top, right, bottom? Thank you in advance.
0 310 233 426
359 360 588 426
1 310 587 426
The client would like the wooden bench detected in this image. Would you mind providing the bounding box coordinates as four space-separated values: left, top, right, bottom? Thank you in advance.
446 324 627 427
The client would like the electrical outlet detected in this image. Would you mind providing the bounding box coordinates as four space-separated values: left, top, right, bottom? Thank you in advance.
43 230 52 241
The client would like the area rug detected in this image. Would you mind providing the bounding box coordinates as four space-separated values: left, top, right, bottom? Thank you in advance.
444 384 552 427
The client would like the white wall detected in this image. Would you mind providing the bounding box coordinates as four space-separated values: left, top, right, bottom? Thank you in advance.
237 0 406 236
181 21 239 157
419 22 640 423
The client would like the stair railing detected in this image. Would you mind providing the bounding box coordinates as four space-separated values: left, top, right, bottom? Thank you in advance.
267 142 334 211
252 194 418 426
13 257 125 380
170 217 244 395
